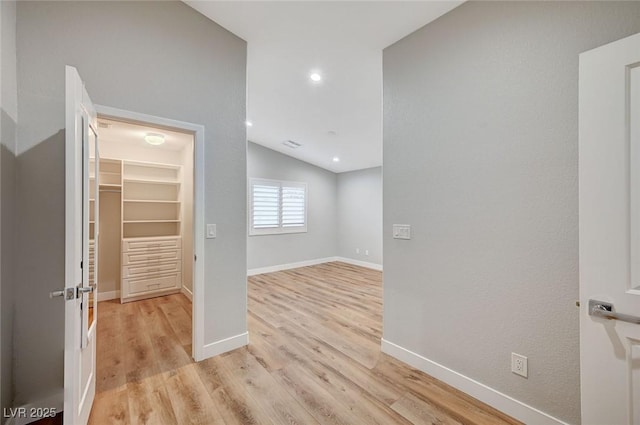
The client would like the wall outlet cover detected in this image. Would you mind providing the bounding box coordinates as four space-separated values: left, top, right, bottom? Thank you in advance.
511 352 528 378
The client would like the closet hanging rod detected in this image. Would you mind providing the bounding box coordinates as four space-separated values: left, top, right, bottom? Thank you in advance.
99 189 121 193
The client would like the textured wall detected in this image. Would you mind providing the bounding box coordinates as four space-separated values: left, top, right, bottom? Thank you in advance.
15 1 246 405
0 0 17 419
337 167 382 265
383 2 640 423
247 142 337 270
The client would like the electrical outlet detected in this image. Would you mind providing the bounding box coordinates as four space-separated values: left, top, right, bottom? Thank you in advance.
511 353 528 378
356 248 360 254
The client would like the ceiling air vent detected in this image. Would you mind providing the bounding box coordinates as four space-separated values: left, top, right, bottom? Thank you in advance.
282 140 301 149
98 121 112 129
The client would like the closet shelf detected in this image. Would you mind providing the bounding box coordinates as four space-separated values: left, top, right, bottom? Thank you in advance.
100 184 122 190
123 178 180 185
123 199 180 204
123 160 180 170
123 220 181 224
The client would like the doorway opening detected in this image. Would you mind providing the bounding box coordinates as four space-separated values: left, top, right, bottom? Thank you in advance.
91 106 206 369
92 117 194 301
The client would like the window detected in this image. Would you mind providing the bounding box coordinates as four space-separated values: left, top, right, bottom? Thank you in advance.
249 178 307 235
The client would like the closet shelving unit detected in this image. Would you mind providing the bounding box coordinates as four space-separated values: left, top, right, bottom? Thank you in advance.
121 161 182 239
120 160 183 303
90 158 184 303
89 159 122 323
89 158 122 242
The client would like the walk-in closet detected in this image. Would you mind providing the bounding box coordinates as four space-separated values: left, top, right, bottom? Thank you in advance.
91 118 194 304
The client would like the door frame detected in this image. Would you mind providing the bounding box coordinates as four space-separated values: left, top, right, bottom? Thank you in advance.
94 105 207 361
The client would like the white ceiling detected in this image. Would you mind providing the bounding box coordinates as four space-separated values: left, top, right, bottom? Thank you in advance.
97 118 193 151
186 1 463 173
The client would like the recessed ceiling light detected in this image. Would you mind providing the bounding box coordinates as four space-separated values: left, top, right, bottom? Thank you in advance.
332 157 340 162
144 133 165 146
245 120 253 127
310 72 322 82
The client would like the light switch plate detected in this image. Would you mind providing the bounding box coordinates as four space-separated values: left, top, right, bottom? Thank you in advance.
393 224 411 240
206 224 217 239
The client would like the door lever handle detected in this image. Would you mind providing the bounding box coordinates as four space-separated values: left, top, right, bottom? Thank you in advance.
49 288 75 300
588 299 640 324
77 286 94 295
49 290 64 299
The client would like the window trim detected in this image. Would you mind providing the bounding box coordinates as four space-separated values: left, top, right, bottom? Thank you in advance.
249 178 308 236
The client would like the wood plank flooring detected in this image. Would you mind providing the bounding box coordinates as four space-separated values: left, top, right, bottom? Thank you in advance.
88 262 521 425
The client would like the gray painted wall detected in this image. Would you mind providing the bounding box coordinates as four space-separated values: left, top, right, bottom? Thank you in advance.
0 0 17 419
337 167 382 265
383 2 640 423
247 142 337 270
15 1 246 406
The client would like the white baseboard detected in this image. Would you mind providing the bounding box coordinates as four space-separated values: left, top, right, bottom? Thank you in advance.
334 256 383 271
181 285 193 302
248 256 383 276
97 290 120 302
381 339 568 425
201 332 249 359
248 257 338 276
5 391 63 425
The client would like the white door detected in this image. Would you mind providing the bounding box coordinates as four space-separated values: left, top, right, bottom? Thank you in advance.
63 65 98 425
580 33 640 424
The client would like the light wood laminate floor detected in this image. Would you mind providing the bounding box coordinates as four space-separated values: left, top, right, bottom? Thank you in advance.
89 262 521 425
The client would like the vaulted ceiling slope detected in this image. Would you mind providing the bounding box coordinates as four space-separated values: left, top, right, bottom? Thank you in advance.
186 1 463 172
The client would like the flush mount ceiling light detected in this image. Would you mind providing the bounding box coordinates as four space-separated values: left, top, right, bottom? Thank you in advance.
144 133 165 146
332 156 340 162
245 120 253 127
310 72 322 82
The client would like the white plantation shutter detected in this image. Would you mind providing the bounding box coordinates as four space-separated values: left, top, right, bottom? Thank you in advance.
282 185 306 227
252 183 280 229
249 179 307 235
